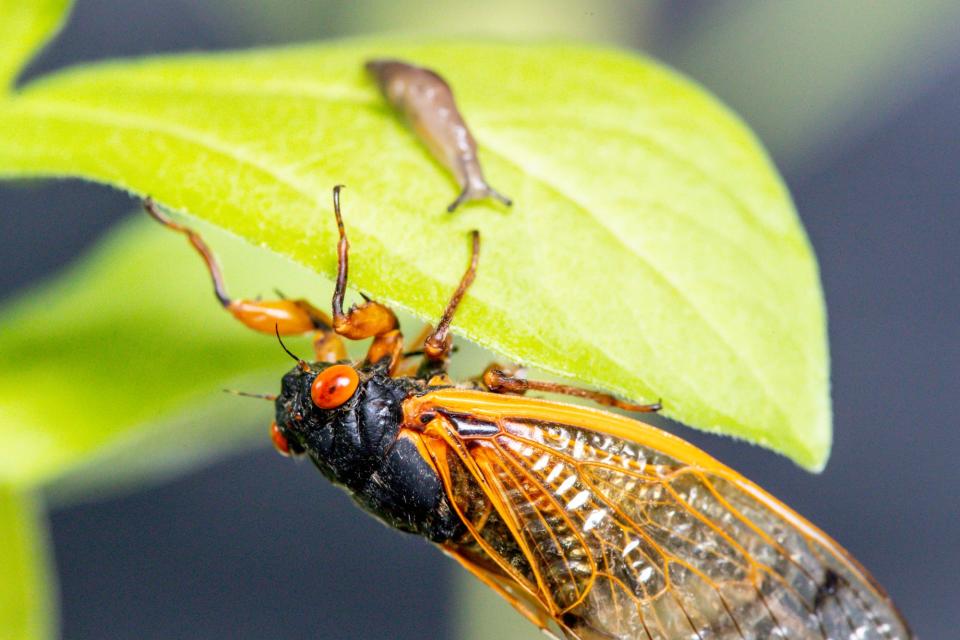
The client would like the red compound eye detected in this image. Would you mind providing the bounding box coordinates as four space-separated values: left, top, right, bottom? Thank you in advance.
311 364 359 409
270 421 291 457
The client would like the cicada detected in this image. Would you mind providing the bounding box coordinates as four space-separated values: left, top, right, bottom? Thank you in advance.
145 187 913 640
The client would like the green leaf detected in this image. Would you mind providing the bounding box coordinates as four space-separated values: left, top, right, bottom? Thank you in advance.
0 0 71 93
0 39 830 469
0 485 55 640
0 216 343 490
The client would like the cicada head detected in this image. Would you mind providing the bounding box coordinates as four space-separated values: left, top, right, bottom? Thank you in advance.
272 360 410 488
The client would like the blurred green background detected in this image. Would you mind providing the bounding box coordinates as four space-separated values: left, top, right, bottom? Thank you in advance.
2 1 959 638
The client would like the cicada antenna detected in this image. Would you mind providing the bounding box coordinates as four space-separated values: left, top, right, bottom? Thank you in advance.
275 324 310 371
224 389 277 401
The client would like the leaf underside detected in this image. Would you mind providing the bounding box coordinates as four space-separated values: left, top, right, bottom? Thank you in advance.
0 40 830 471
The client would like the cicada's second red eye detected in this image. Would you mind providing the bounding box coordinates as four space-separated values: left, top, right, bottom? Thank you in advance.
270 421 291 456
311 364 359 409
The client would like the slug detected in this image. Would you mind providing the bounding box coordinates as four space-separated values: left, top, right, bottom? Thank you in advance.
366 59 512 212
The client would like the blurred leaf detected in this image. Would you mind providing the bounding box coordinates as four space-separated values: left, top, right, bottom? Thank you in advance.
218 0 657 47
0 485 54 640
670 0 960 171
42 382 275 505
331 0 652 46
0 0 71 92
0 39 830 469
0 216 339 490
458 573 537 640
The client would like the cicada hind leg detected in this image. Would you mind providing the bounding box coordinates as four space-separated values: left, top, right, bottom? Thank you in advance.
482 364 662 413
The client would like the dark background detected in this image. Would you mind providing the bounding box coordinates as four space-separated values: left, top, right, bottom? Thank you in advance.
2 1 957 638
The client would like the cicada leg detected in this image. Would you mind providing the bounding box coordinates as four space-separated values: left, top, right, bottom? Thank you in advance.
143 198 347 363
327 186 479 377
415 229 480 379
379 326 430 378
327 185 405 371
398 324 459 382
440 545 560 640
482 364 662 413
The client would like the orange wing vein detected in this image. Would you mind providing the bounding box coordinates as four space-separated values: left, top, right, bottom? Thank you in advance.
407 390 913 640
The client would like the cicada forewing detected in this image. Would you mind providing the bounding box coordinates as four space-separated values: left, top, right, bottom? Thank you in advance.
407 390 912 640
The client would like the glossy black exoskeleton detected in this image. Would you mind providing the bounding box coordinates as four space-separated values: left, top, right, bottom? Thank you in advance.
273 359 465 543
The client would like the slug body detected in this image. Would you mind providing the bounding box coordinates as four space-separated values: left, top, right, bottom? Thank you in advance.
366 59 512 212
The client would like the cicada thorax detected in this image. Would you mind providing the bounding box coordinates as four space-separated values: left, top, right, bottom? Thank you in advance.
406 389 913 640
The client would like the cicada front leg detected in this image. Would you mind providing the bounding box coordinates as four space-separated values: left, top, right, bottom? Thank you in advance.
326 185 406 371
325 186 481 379
482 364 662 413
143 198 347 363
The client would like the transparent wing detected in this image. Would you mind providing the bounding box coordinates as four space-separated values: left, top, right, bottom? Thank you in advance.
413 390 912 640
